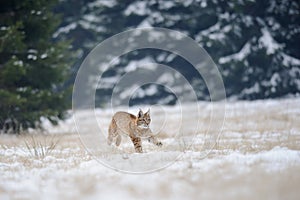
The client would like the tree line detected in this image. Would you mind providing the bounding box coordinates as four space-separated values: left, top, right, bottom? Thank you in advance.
0 0 299 133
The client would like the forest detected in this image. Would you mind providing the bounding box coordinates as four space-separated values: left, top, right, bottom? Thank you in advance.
0 0 299 130
1 1 300 199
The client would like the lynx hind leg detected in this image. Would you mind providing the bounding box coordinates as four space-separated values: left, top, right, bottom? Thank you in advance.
108 119 117 145
130 136 143 153
107 128 114 146
148 136 162 147
115 134 122 146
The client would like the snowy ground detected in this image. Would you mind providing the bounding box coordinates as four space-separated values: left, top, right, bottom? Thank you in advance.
1 98 300 199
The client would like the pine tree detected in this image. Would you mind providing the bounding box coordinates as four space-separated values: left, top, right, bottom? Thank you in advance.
0 0 73 133
209 0 300 99
55 0 300 104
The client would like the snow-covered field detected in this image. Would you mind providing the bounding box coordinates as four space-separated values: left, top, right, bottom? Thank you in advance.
1 98 300 199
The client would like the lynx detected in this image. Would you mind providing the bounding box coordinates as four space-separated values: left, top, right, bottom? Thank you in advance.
107 109 162 153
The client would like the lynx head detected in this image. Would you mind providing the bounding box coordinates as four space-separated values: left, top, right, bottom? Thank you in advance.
136 109 151 129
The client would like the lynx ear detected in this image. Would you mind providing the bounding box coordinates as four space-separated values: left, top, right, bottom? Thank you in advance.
138 109 143 118
145 108 150 116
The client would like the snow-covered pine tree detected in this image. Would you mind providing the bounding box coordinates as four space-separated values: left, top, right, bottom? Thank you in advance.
0 0 74 133
208 0 300 99
55 0 300 104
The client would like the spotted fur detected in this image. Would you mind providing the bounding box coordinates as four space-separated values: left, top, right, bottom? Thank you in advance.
107 109 162 153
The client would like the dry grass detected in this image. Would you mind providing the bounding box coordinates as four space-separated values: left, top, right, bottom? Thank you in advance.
0 99 300 199
24 135 60 159
0 134 88 170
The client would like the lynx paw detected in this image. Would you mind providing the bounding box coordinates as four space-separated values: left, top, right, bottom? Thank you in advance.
156 141 163 147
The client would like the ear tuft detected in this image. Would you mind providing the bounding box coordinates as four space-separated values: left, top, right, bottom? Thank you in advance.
138 109 143 118
145 108 150 115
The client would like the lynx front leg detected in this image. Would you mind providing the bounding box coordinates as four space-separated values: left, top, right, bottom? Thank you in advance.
142 128 162 147
130 136 143 153
148 136 162 147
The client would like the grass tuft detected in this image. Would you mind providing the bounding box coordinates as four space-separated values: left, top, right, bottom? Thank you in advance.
24 135 61 159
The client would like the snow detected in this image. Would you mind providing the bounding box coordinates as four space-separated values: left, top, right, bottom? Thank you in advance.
40 53 48 59
196 22 221 42
134 84 158 98
259 28 283 55
289 67 300 90
82 14 100 23
30 10 41 15
124 57 156 72
1 98 300 199
240 82 260 95
27 54 37 60
28 49 38 54
119 84 139 99
0 26 8 30
98 76 120 89
124 1 148 16
157 73 175 84
165 53 177 62
196 20 233 45
157 95 176 105
270 72 280 86
242 15 253 27
137 20 153 28
13 60 23 66
53 22 77 38
158 1 175 10
200 0 207 8
219 42 251 64
150 12 164 24
87 0 117 9
282 53 300 66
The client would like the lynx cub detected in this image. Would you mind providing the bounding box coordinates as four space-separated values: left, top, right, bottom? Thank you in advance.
107 109 162 153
